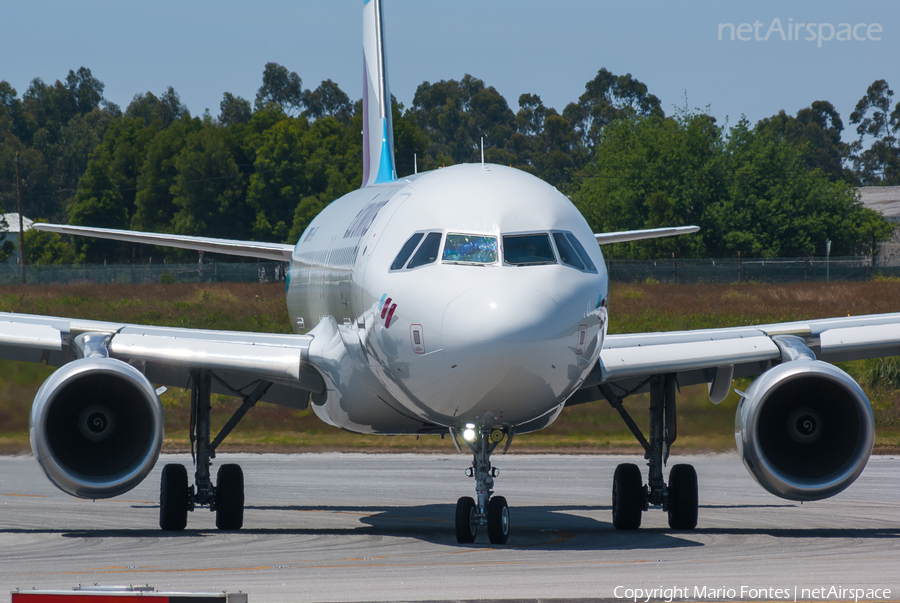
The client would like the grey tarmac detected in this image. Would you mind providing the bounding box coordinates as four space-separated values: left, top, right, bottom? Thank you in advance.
2 453 899 602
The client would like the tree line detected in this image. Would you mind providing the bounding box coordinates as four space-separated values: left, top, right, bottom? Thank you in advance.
2 63 898 263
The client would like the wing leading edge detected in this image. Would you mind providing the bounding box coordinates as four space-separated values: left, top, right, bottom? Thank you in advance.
572 312 900 405
32 223 295 262
0 312 322 407
594 225 700 245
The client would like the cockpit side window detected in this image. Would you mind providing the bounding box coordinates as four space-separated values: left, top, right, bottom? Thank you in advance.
442 234 498 264
390 232 425 271
552 233 585 270
565 233 598 272
503 233 556 266
407 232 443 269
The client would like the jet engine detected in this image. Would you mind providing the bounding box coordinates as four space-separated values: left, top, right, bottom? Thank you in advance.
735 358 874 501
30 357 164 499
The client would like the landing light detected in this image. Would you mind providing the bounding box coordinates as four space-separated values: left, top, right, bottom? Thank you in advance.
462 426 476 442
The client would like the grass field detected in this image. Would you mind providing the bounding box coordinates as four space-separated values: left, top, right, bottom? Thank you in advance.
1 281 898 455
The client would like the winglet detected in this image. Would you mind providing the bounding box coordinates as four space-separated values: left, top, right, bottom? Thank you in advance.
361 0 397 188
594 225 700 245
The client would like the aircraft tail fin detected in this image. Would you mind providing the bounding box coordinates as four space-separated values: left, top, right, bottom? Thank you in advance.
361 0 397 188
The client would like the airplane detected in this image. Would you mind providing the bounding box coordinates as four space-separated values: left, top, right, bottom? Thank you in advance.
6 0 898 545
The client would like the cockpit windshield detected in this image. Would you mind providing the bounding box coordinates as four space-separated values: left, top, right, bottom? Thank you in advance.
407 232 443 269
502 234 556 266
391 232 425 270
553 232 585 270
442 234 498 265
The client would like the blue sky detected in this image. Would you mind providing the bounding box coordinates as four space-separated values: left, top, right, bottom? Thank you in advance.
2 1 897 140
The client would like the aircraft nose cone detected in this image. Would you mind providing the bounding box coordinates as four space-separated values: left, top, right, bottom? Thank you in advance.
442 284 560 346
439 284 575 423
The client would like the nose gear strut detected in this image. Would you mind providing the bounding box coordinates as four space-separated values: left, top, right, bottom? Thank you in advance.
454 426 510 544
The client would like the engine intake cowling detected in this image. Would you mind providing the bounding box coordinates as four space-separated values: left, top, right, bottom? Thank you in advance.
30 357 164 499
735 359 874 501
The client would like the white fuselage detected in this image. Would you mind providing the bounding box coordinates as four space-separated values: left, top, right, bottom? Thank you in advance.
287 164 609 435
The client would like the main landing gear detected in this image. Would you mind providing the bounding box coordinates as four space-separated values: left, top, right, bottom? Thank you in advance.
601 374 699 531
159 369 271 531
454 425 511 544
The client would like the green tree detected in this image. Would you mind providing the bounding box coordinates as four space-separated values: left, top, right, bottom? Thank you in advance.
65 67 105 115
23 227 76 264
255 63 305 116
21 68 105 137
1 81 32 143
304 79 352 123
716 120 891 257
0 215 17 262
69 117 160 260
35 107 116 221
573 112 722 258
391 98 428 177
170 125 251 241
850 80 900 185
287 195 328 243
126 87 189 128
516 93 546 139
2 69 113 221
757 101 854 183
574 111 891 259
411 74 516 165
247 114 361 242
131 116 204 234
0 139 52 225
219 92 252 126
563 68 663 150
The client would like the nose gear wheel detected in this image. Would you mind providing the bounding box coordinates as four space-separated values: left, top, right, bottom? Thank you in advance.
455 496 477 543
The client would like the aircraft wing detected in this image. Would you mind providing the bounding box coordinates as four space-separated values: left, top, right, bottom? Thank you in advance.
572 312 900 405
32 224 295 262
0 312 323 408
594 225 700 245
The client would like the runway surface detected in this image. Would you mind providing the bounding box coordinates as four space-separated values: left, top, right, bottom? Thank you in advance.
2 453 899 602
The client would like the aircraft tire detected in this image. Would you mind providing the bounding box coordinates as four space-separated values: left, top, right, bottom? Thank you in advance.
159 464 188 531
667 464 698 530
612 463 643 530
455 496 477 543
215 464 244 530
487 496 510 544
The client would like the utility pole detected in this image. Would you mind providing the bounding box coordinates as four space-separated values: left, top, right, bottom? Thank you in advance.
15 152 26 284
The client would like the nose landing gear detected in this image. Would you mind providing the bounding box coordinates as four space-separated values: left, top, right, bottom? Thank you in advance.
454 426 510 544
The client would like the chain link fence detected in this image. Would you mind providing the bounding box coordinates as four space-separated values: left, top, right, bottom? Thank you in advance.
607 256 900 283
3 256 900 286
0 260 288 285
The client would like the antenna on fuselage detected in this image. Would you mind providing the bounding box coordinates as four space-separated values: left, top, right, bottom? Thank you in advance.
414 153 417 175
481 137 484 167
